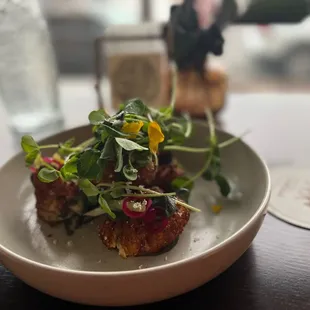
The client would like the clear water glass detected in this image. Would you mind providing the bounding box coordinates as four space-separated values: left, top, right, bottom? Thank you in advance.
0 0 64 142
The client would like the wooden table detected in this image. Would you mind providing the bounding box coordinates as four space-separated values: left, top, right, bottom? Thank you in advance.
1 79 310 309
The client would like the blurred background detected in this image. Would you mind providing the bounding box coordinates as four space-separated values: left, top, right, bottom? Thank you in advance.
40 0 310 91
1 0 310 161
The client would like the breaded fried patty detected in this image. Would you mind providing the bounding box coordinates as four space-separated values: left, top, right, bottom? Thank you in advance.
152 163 185 191
31 172 78 223
98 205 190 258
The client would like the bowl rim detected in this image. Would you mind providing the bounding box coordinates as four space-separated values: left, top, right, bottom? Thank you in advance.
0 124 271 277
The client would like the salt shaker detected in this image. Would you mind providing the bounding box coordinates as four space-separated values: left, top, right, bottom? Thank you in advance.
0 0 64 142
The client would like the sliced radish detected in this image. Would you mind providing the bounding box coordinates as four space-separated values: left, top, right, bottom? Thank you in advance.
122 197 152 219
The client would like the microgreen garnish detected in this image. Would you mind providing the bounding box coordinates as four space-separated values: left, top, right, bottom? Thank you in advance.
115 137 148 151
77 149 101 179
21 135 39 153
78 179 100 196
60 155 78 181
88 109 110 125
37 167 60 183
98 194 116 219
20 66 248 222
123 98 147 115
114 143 123 173
122 164 138 181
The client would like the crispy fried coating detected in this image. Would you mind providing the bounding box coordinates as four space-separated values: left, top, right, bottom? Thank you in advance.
31 172 78 224
98 205 190 258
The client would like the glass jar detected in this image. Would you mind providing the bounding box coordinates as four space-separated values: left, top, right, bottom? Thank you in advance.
0 0 64 142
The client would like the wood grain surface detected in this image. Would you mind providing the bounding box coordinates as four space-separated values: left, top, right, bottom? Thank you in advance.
1 89 310 309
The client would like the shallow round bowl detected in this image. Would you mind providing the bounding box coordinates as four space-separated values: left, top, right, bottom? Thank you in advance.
0 121 271 306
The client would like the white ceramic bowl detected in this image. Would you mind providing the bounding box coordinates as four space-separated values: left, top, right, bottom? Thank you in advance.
0 122 271 306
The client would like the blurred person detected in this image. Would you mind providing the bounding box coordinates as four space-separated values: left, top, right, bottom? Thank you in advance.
167 0 253 116
194 0 251 29
167 0 243 116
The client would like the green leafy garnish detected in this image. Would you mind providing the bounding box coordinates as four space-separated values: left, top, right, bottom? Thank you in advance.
77 149 101 180
123 98 147 115
169 123 186 144
200 111 231 197
183 113 192 138
115 137 148 151
60 155 78 181
109 187 125 199
98 194 116 219
214 174 231 197
171 176 193 191
100 137 115 161
122 164 138 181
78 179 100 197
160 64 177 120
131 151 152 168
178 108 231 197
58 137 76 156
20 64 247 225
37 168 60 183
21 135 39 153
114 143 123 173
101 123 128 138
101 130 109 143
88 109 109 125
21 135 41 166
62 137 75 147
25 150 40 167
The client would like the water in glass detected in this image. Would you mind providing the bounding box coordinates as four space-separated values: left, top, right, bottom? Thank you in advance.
0 0 64 141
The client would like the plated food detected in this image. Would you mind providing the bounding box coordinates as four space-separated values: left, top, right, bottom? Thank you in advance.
20 76 240 258
0 115 270 306
0 40 271 305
